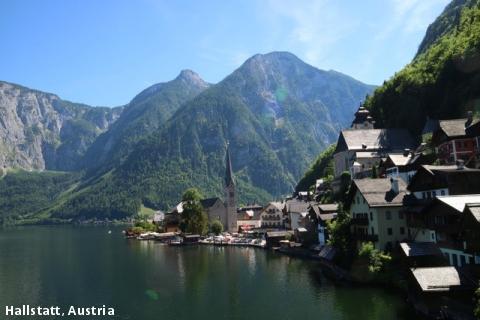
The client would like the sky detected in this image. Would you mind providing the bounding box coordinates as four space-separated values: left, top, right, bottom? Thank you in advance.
0 0 450 107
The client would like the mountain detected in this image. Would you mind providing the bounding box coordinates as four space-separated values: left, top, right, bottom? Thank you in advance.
81 70 209 171
44 52 375 220
0 81 122 171
364 0 480 134
416 0 478 57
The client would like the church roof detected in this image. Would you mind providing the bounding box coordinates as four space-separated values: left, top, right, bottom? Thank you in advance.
200 197 221 209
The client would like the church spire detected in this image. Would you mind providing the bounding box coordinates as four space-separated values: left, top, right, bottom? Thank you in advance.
225 142 235 187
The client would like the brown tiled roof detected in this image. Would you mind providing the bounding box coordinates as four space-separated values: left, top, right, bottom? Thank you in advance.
438 119 469 138
336 128 416 153
318 213 337 221
318 204 339 212
353 178 407 207
285 199 311 213
410 267 461 292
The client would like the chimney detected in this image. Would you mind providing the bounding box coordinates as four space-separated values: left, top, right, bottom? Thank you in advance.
466 111 473 128
403 149 411 157
390 177 399 195
456 159 465 170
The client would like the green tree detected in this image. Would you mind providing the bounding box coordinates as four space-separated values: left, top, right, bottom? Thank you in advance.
180 188 209 235
358 242 392 273
210 219 223 235
182 188 203 202
326 208 352 254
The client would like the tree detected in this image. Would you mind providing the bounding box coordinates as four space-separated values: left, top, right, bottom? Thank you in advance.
210 219 223 235
182 188 203 203
326 206 352 253
180 188 209 235
358 242 392 273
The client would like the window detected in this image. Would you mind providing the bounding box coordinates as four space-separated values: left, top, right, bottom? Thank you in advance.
369 212 373 221
431 233 435 241
387 228 393 236
441 190 445 196
398 211 404 220
400 227 405 235
371 227 375 235
432 190 436 197
385 211 392 220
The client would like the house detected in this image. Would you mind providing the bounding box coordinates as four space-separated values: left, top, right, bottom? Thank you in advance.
466 119 480 168
260 202 285 228
200 198 228 228
265 230 294 248
164 203 184 232
409 195 480 267
461 203 480 255
236 205 262 231
431 113 477 165
407 164 480 202
151 211 165 225
404 164 480 245
379 147 434 184
399 242 445 268
333 128 416 178
304 203 338 246
346 177 408 251
407 266 475 318
283 198 311 230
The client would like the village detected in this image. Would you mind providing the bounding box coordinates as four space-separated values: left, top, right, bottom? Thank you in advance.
127 106 480 319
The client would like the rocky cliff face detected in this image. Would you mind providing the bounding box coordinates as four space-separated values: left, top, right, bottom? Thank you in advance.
0 81 122 171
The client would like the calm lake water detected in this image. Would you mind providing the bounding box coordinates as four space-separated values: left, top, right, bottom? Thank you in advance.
0 226 414 319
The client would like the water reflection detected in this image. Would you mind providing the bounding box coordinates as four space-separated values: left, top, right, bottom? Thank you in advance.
0 227 412 320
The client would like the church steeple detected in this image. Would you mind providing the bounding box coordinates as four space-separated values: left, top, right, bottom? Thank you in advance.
225 143 235 187
224 142 237 232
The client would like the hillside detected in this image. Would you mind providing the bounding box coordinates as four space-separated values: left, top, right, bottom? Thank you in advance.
43 52 374 220
81 70 209 171
364 1 480 135
0 81 122 171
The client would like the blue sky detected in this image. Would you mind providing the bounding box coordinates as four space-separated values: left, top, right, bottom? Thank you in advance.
1 0 450 106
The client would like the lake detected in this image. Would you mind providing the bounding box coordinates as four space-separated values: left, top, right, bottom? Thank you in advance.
0 226 414 319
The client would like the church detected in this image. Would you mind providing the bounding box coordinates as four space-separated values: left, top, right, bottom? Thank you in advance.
199 144 238 233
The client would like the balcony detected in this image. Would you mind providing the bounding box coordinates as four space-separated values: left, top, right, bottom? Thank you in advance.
351 217 369 226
